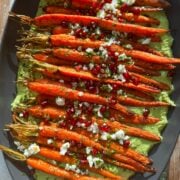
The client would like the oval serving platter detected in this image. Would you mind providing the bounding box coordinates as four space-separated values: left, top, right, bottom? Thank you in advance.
0 0 180 179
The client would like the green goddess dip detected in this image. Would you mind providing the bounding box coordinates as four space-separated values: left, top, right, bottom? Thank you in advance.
12 0 174 179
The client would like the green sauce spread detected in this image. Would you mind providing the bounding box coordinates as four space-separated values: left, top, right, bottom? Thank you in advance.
12 0 174 179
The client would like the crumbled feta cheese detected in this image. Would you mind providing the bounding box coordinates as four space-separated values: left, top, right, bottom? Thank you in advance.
124 44 133 49
47 139 54 145
140 38 151 45
95 27 101 35
55 97 65 106
118 53 128 61
115 130 125 139
93 105 103 118
100 132 110 140
87 155 104 168
77 46 82 51
97 10 106 19
78 91 84 97
117 64 126 74
19 113 24 118
14 141 25 152
103 37 117 46
86 48 94 54
117 89 123 95
60 142 70 155
72 82 78 89
87 122 99 134
82 65 88 71
121 0 135 6
86 147 92 154
59 79 64 83
99 46 109 60
24 143 40 157
89 63 94 70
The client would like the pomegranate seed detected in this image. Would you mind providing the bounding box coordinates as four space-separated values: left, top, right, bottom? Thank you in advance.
88 86 98 94
21 111 29 118
75 65 82 71
43 119 50 125
105 14 113 20
168 70 174 77
99 124 110 132
75 28 87 38
120 3 129 12
109 62 117 73
80 157 88 164
89 21 98 29
131 77 139 85
100 106 107 113
118 17 125 23
131 7 141 16
92 148 99 155
90 33 97 40
59 121 67 128
108 96 117 105
61 21 69 28
91 65 101 76
70 140 76 146
143 108 150 118
41 100 49 107
84 120 92 127
68 118 78 127
123 140 130 148
112 84 119 91
77 143 84 149
87 105 93 114
123 72 131 82
67 107 75 116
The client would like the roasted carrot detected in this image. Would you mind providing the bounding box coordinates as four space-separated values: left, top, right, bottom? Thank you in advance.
52 26 70 35
25 105 160 141
38 125 152 171
44 5 159 25
0 145 96 180
27 158 98 180
31 14 167 36
110 45 180 64
117 96 168 107
36 137 151 172
135 0 170 8
39 146 122 179
27 80 160 124
129 72 170 90
129 6 163 12
26 34 180 64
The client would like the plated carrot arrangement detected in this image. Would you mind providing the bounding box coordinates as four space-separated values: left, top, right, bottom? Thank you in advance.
0 0 178 179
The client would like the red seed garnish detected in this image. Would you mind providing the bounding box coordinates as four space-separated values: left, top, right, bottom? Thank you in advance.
92 148 99 155
67 107 75 116
131 7 141 16
84 120 92 127
123 72 131 82
131 77 139 85
120 3 129 12
40 100 49 107
109 62 117 73
123 140 130 148
43 119 50 125
143 108 150 118
99 124 110 132
61 21 69 28
108 96 117 105
91 64 101 76
100 106 107 113
75 64 82 71
70 140 76 146
21 111 29 118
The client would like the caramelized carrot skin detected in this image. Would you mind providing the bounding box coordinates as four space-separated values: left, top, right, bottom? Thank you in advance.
34 14 167 36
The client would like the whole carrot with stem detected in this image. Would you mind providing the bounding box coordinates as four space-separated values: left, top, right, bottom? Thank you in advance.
22 33 180 64
44 6 160 25
6 124 154 172
11 13 167 37
0 145 97 180
27 79 159 124
17 105 160 140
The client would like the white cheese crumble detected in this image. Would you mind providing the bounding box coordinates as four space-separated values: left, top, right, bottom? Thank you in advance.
121 0 135 6
55 97 65 106
86 48 94 54
78 91 84 97
86 147 92 154
140 38 151 45
117 64 127 74
59 79 64 83
14 141 25 152
100 132 111 141
47 139 54 145
87 155 104 168
24 143 40 157
60 142 70 155
87 122 99 134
